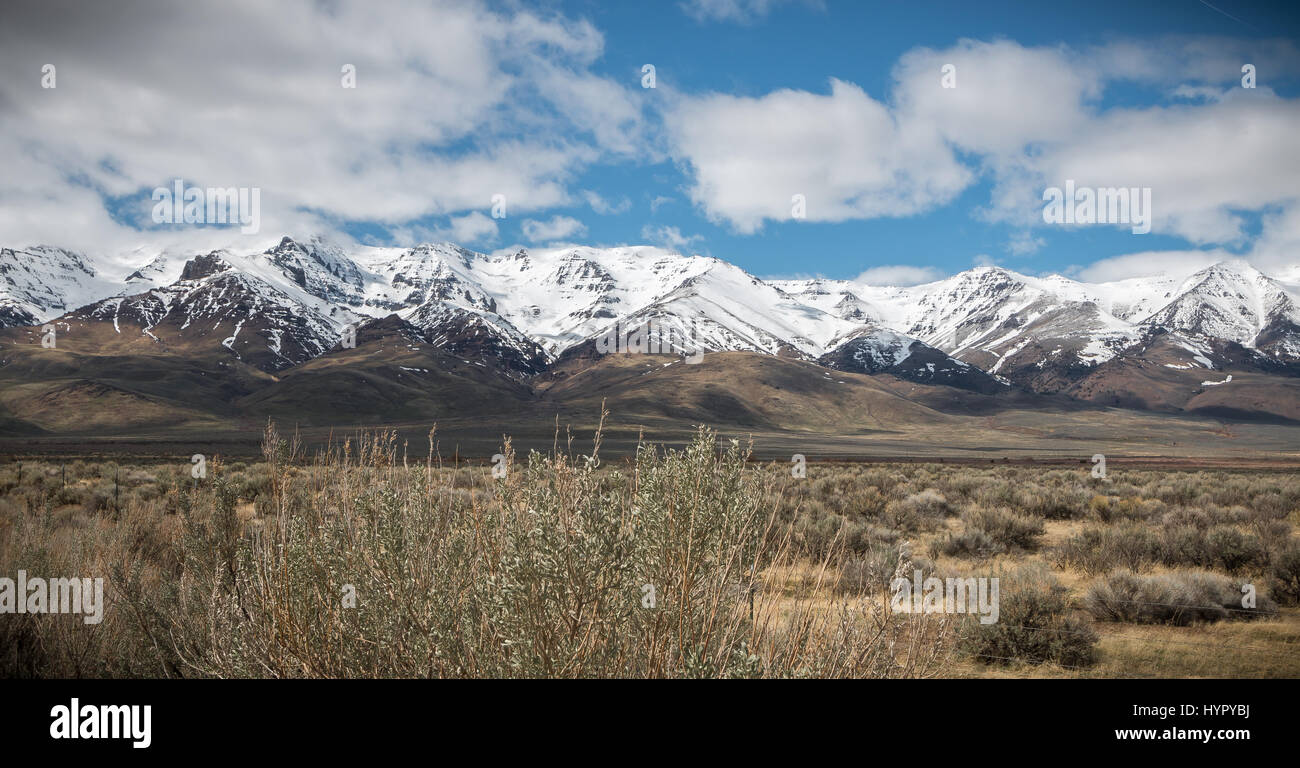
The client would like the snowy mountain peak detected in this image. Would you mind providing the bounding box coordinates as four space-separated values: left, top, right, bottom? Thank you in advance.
1145 259 1299 349
3 238 1298 387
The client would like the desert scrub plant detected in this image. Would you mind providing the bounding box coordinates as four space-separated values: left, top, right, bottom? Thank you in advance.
1085 493 1164 523
108 422 955 679
0 497 166 677
1054 523 1162 574
484 429 772 677
1084 569 1277 625
934 528 1006 559
1056 520 1271 575
835 540 935 595
1086 493 1156 523
1156 524 1269 574
962 564 1097 668
1199 526 1269 573
881 489 953 532
962 506 1044 551
1270 544 1300 606
1020 485 1093 520
50 484 87 507
119 437 501 678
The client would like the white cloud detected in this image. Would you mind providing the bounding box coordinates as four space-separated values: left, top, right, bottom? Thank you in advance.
522 216 587 242
666 79 971 233
854 265 944 286
1078 200 1300 282
0 0 642 252
1168 84 1230 103
679 0 819 24
640 224 702 251
532 65 650 157
1084 37 1299 85
1249 203 1300 273
1071 249 1231 283
1007 231 1046 256
893 38 1300 244
665 35 1300 253
892 39 1102 157
383 217 497 248
1000 90 1299 244
582 191 632 215
650 195 674 212
444 212 500 245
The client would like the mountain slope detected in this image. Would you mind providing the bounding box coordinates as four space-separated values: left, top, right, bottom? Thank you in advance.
238 315 538 425
68 251 339 372
818 328 1007 393
1 235 1298 431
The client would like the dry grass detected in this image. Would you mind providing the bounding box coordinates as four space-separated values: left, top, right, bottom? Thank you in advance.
1 425 1297 678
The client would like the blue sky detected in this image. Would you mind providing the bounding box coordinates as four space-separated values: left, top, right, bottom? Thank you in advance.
371 0 1300 281
2 0 1299 284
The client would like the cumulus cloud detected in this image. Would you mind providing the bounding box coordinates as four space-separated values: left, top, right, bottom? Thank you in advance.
854 265 944 286
666 79 972 233
0 0 643 253
1070 249 1231 283
663 34 1300 260
522 215 587 242
1250 203 1300 272
1027 93 1300 244
443 212 500 245
894 37 1300 245
892 39 1102 157
1079 199 1300 282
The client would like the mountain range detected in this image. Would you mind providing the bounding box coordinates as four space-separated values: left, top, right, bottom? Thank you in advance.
2 236 1299 454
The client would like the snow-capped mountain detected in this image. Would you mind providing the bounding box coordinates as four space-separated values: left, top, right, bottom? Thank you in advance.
1141 261 1300 360
67 252 339 371
2 237 1298 392
774 260 1300 388
816 328 1007 394
0 246 123 326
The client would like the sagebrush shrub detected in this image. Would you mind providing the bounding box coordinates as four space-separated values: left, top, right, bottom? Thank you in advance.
882 489 952 532
962 564 1097 668
836 541 934 594
1084 569 1276 625
103 425 956 678
935 528 1006 559
6 443 1297 678
962 506 1044 551
1055 524 1161 573
1271 545 1300 606
1201 526 1268 573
